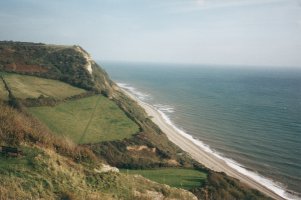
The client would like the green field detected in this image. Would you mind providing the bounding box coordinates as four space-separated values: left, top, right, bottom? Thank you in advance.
121 168 207 190
2 73 86 99
0 80 8 100
29 95 140 144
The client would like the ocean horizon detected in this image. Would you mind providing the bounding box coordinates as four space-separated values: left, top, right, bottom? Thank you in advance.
101 61 301 200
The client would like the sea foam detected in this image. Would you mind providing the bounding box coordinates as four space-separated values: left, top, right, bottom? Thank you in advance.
117 82 300 200
117 83 151 101
154 104 175 113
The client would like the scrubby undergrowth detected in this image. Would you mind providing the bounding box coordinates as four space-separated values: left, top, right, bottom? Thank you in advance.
0 103 197 200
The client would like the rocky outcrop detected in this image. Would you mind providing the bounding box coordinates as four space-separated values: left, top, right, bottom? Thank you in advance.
94 164 119 173
74 45 93 74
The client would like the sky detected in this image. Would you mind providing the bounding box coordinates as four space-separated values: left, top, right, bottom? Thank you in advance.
0 0 301 68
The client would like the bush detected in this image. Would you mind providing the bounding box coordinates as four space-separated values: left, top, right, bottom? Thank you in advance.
191 171 272 200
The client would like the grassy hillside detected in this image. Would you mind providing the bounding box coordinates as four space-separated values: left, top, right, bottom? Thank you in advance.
2 72 86 99
0 146 196 200
121 168 207 190
28 95 140 144
0 103 197 200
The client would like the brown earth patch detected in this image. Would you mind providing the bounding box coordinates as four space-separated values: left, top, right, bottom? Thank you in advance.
166 159 180 166
5 63 48 73
127 145 156 153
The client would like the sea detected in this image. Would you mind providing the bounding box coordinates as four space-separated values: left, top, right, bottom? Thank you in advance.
101 61 301 200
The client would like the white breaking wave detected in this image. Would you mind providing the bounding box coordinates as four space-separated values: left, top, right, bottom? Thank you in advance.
117 83 151 101
154 104 175 113
156 106 299 200
117 82 299 200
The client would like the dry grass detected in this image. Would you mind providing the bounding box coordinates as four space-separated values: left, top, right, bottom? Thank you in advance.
0 80 8 101
0 182 30 200
0 144 196 200
0 145 114 200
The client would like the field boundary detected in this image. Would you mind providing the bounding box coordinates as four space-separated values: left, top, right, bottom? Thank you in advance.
78 96 102 143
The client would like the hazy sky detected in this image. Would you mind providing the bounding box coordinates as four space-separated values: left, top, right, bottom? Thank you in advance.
1 0 301 67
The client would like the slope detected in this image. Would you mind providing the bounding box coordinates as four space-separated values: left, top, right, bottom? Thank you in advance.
0 41 273 200
1 72 86 99
28 95 139 144
0 103 197 200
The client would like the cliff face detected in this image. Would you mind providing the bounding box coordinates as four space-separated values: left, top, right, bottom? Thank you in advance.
0 41 113 96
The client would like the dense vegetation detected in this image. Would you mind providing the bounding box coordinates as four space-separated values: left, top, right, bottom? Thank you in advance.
0 41 272 200
192 171 272 200
0 41 109 93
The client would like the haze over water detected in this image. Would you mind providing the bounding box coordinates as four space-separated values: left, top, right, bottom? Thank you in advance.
103 62 301 199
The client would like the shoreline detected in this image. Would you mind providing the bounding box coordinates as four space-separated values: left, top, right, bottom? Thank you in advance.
119 87 286 200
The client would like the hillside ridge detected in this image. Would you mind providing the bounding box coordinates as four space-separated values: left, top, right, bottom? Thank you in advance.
0 41 273 200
